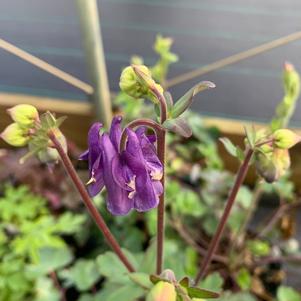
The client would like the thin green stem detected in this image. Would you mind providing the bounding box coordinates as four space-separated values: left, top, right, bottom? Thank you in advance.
194 148 254 284
48 130 135 273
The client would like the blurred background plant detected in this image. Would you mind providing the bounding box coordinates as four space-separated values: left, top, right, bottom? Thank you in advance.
0 35 301 301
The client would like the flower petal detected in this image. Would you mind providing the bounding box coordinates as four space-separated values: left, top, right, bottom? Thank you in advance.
109 116 122 151
124 150 159 212
135 127 163 180
87 155 104 196
101 134 134 215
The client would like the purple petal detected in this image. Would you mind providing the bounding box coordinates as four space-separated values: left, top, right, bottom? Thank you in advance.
111 155 134 191
109 116 122 151
101 134 133 215
123 150 159 212
87 122 103 165
79 149 89 160
87 156 104 197
135 128 163 180
152 180 163 197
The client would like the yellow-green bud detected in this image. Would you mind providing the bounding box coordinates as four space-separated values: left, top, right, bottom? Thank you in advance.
146 281 177 301
273 129 301 149
0 123 30 147
255 148 291 183
119 65 163 103
273 148 291 178
255 152 277 183
7 104 39 126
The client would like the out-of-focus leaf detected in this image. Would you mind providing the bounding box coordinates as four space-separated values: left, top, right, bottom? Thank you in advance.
277 286 301 301
59 259 100 291
247 239 270 256
163 117 192 138
219 138 237 158
97 282 144 301
187 286 219 299
236 268 251 290
34 277 60 301
96 249 138 284
128 272 152 289
199 272 224 291
26 247 73 278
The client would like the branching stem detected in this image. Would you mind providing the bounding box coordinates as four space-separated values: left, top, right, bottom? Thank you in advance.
48 130 135 273
194 148 254 284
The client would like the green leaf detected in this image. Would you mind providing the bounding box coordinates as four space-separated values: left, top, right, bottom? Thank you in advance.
139 242 157 274
236 268 251 290
96 249 138 284
179 277 189 288
164 91 174 112
171 81 215 118
59 259 100 291
219 137 238 157
236 146 245 161
244 126 256 149
128 272 152 289
217 291 256 301
277 286 301 301
97 282 144 301
34 277 60 301
163 117 192 138
247 239 270 256
187 287 219 299
26 247 73 278
199 272 224 291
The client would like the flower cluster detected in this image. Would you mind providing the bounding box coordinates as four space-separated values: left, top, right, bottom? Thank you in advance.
1 104 67 163
1 104 39 147
80 116 163 215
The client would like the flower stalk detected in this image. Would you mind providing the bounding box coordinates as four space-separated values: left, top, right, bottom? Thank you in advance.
48 129 135 273
194 148 254 284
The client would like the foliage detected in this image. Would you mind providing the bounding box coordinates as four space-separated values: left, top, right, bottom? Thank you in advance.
0 185 85 301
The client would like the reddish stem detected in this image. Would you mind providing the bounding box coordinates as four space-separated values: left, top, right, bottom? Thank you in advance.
48 130 135 273
194 148 254 284
156 129 166 274
50 271 66 301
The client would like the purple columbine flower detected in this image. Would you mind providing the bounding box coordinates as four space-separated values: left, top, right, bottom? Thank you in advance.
80 116 163 215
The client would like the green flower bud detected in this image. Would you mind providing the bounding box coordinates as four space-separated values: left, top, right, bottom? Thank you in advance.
273 129 301 149
119 65 163 103
146 281 177 301
0 123 30 147
255 148 291 183
273 148 291 178
7 104 39 126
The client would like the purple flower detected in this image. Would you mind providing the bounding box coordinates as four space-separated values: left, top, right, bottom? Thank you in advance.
80 116 163 215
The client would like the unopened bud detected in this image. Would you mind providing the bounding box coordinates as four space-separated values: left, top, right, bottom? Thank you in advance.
119 65 163 103
146 281 177 301
273 148 291 178
7 104 39 126
255 148 291 183
255 152 278 183
273 129 301 149
0 123 30 147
